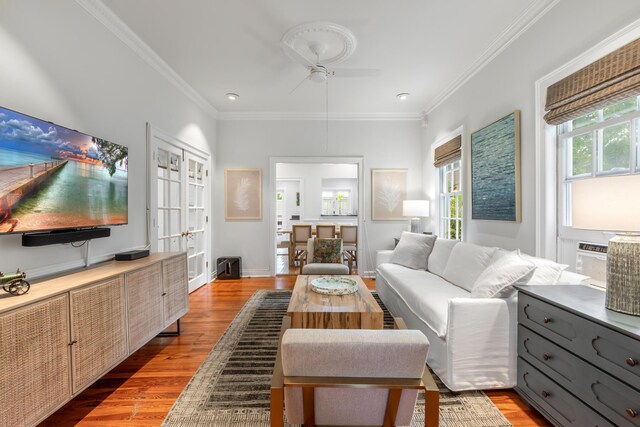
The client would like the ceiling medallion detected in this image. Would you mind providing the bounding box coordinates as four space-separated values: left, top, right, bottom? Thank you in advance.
281 22 357 65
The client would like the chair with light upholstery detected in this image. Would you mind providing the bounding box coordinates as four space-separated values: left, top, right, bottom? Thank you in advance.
316 224 336 239
292 225 312 266
270 317 439 427
301 237 350 275
340 225 358 267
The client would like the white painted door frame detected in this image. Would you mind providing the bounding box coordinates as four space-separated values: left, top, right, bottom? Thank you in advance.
269 156 365 277
147 124 212 290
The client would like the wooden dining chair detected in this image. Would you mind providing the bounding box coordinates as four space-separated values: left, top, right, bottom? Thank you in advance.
340 225 358 266
292 225 312 266
315 224 336 239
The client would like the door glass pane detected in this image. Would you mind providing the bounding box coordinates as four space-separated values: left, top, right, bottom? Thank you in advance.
598 122 630 174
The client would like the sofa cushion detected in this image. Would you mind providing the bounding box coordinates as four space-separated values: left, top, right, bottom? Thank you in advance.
427 239 459 276
442 242 496 291
390 232 437 270
377 263 470 338
517 254 568 285
471 250 535 298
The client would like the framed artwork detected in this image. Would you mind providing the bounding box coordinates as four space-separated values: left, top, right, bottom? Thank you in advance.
224 168 262 220
471 111 521 222
371 168 407 220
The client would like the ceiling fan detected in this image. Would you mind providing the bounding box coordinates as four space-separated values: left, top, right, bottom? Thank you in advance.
280 23 380 93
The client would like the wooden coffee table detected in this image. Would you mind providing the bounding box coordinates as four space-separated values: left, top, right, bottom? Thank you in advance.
287 275 383 329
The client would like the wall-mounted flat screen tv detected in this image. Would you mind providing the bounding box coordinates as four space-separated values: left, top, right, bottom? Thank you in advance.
0 106 128 234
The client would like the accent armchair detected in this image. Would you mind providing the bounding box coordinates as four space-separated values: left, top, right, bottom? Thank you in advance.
270 316 439 427
301 237 350 275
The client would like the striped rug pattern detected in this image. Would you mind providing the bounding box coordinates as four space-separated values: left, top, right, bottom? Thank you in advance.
163 290 511 426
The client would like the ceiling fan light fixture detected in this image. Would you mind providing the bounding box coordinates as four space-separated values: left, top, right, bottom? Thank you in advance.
310 68 327 83
225 93 239 101
397 93 410 100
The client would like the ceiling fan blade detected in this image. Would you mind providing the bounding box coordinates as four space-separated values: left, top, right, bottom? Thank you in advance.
280 42 316 68
289 74 310 94
329 68 381 78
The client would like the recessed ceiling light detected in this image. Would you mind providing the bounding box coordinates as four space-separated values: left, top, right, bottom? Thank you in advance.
226 93 239 101
397 93 410 100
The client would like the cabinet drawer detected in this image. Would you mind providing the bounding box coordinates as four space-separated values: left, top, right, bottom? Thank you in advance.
517 358 615 427
519 293 579 345
519 325 640 427
519 293 640 390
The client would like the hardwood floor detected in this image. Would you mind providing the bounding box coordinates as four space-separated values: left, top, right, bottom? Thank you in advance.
42 276 551 427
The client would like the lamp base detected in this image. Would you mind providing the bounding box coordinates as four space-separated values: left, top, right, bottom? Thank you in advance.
409 218 421 234
606 234 640 316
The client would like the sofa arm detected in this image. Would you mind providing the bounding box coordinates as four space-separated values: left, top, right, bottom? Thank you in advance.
376 250 394 268
445 297 516 388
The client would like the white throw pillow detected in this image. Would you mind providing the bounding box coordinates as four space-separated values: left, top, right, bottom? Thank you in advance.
390 232 437 270
471 250 535 298
517 254 568 285
441 242 496 291
427 239 459 276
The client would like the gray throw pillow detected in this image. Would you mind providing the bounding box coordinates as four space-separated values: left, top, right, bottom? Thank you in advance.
390 232 437 270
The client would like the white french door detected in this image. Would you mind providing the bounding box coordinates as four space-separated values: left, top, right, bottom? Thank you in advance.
149 127 211 292
185 152 208 290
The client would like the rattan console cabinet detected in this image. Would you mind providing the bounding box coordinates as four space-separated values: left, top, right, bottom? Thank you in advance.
0 252 188 427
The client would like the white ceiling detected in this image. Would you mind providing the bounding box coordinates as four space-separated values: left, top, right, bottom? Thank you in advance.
100 0 553 117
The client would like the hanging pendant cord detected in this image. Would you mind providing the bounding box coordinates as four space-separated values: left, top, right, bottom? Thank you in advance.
326 77 329 153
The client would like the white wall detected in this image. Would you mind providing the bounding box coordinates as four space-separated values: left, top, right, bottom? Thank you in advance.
215 119 423 276
423 0 640 256
0 2 216 277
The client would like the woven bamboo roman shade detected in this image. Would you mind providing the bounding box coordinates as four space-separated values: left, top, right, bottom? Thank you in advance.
434 135 462 167
544 38 640 125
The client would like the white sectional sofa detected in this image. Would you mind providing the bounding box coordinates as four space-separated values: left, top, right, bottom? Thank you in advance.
376 236 588 391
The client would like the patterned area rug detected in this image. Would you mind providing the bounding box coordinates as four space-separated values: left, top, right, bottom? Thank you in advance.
163 290 512 426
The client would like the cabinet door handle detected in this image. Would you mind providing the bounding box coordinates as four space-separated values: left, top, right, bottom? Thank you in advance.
541 390 550 398
543 353 552 361
68 340 78 346
627 408 637 418
543 316 552 324
626 357 638 367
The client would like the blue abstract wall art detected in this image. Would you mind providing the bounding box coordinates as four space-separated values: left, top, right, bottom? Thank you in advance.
471 111 521 222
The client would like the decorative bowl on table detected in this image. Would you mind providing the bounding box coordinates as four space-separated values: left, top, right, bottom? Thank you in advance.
310 276 358 295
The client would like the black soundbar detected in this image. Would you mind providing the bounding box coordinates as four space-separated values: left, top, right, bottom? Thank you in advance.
22 228 111 247
115 249 150 261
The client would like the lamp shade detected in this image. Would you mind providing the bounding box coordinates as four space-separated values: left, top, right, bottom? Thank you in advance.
403 200 430 218
572 175 640 232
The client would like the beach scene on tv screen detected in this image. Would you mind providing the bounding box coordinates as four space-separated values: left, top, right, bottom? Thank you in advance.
0 108 128 233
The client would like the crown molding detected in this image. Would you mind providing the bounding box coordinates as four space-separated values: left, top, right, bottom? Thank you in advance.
74 0 219 119
424 0 559 115
217 111 423 121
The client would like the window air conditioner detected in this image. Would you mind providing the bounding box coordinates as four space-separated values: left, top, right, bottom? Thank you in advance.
575 242 607 288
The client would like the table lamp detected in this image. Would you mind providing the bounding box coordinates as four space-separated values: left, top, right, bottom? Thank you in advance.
572 174 640 315
403 200 430 234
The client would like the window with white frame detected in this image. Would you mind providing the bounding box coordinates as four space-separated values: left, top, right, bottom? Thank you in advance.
321 190 351 215
439 159 463 240
559 95 640 227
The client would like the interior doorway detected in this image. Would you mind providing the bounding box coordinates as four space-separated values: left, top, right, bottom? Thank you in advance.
148 125 211 292
270 157 363 276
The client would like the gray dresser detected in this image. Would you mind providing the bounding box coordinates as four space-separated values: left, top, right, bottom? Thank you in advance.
516 285 640 427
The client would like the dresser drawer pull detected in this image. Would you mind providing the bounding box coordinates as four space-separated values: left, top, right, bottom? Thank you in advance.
627 408 638 418
543 353 552 361
626 357 638 367
543 316 552 324
541 390 550 398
